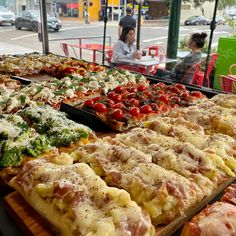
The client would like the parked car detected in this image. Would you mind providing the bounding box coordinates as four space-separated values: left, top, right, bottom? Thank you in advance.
0 6 15 25
215 16 226 25
15 10 62 32
184 16 210 25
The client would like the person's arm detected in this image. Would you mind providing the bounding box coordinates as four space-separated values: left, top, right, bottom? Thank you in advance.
112 41 136 63
175 53 201 72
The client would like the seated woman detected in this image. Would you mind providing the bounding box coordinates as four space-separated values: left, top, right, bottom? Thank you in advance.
111 26 142 65
155 32 207 84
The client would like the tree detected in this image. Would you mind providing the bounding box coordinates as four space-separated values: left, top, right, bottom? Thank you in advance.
218 0 236 10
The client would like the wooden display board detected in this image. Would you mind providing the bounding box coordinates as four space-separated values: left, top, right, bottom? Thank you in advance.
4 177 236 236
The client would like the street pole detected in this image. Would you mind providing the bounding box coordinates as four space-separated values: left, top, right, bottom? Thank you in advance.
203 0 219 85
102 0 108 64
166 0 182 70
39 0 49 54
85 0 89 24
136 1 142 50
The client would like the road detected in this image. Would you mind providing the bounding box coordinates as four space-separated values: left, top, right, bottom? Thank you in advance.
0 20 233 64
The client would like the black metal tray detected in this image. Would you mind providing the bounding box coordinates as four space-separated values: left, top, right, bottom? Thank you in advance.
60 102 111 132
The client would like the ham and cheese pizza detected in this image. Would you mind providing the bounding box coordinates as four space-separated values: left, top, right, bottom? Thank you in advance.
114 128 215 196
181 201 236 236
72 140 204 225
144 117 236 177
10 159 155 236
210 93 236 109
166 102 236 138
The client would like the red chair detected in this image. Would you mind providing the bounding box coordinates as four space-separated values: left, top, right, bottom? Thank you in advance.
60 43 69 57
229 64 236 75
144 45 165 57
105 49 113 65
194 53 218 87
180 61 202 85
116 64 147 74
218 75 236 93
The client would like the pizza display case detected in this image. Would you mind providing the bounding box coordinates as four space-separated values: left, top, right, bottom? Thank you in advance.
0 52 236 236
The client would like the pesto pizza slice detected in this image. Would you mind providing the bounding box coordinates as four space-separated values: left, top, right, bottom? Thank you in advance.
17 106 96 151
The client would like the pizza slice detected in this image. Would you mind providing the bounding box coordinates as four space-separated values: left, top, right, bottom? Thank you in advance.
114 128 219 195
210 93 236 109
181 201 236 236
72 142 204 225
167 102 236 138
221 184 236 205
144 117 236 176
17 106 96 152
9 159 155 236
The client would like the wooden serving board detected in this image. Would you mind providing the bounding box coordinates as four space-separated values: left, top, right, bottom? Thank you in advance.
4 177 236 236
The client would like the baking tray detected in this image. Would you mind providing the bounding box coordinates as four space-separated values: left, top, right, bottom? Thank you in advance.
60 102 111 132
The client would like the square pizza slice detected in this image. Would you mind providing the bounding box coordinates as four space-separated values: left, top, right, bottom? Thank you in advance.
10 159 155 236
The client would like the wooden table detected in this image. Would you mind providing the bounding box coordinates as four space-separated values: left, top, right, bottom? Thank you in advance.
61 43 113 63
119 56 178 75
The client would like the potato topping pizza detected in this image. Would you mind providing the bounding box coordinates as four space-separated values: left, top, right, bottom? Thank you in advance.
9 159 155 236
72 140 204 225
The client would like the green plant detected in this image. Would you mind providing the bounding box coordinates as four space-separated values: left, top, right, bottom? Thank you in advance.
225 17 236 36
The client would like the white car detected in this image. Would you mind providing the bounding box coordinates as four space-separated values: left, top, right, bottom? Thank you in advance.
0 6 15 25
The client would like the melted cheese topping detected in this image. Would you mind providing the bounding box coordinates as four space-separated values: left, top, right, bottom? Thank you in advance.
198 202 236 236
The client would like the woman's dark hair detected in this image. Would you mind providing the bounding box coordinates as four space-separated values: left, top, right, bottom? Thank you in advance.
190 32 207 48
120 26 135 42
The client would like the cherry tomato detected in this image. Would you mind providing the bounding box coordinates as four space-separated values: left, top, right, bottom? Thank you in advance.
143 91 152 96
155 90 165 95
181 92 190 98
107 92 116 100
93 96 101 102
156 82 166 88
94 103 107 112
170 86 180 94
140 105 153 114
129 86 138 93
112 109 124 119
160 94 169 104
138 84 147 91
113 94 122 103
106 98 115 105
175 84 186 90
127 93 136 99
150 103 159 111
170 96 181 103
130 107 140 117
115 86 124 94
84 99 94 107
191 91 203 98
112 103 124 109
130 98 140 106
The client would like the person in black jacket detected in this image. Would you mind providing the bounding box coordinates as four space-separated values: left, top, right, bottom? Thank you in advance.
118 7 136 38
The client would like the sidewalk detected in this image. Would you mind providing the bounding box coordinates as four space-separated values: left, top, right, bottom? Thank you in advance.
0 42 37 55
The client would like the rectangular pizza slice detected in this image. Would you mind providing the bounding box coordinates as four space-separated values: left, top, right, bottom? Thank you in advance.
144 117 236 176
9 158 155 236
181 201 236 236
210 93 236 109
72 141 204 225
